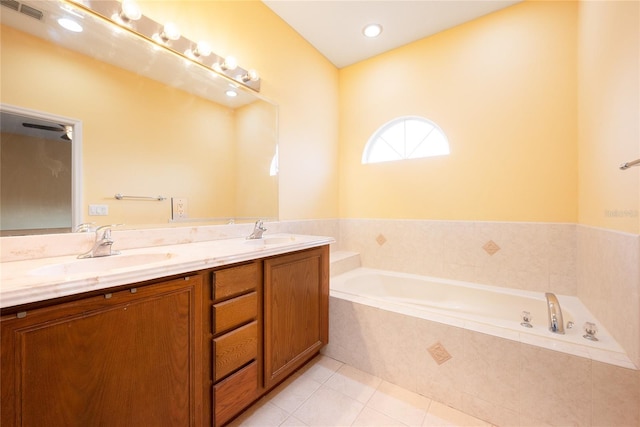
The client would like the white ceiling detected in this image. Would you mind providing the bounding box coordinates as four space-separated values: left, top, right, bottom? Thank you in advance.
263 0 523 68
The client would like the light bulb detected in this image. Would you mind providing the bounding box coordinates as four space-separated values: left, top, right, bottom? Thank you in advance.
241 69 260 82
152 22 180 45
195 41 212 57
121 0 141 21
186 41 212 59
162 22 180 41
221 56 237 71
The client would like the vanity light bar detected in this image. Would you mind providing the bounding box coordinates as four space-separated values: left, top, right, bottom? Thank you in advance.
66 0 261 92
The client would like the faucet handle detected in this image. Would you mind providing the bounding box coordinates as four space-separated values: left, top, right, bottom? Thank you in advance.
75 222 96 233
95 224 124 239
246 220 267 240
520 311 533 328
583 322 598 341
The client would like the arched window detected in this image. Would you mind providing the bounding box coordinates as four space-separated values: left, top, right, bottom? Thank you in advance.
362 116 449 164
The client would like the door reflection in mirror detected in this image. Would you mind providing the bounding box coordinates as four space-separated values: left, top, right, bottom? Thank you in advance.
0 107 81 236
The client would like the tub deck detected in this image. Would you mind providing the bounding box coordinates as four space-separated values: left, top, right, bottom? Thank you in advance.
330 266 634 369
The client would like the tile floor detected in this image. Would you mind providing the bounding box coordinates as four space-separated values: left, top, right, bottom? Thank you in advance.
229 355 494 427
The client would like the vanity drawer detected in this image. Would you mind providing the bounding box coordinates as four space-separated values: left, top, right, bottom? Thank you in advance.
214 321 257 381
213 263 259 300
212 292 257 335
213 361 259 427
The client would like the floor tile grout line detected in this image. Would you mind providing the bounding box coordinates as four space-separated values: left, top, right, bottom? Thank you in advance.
270 358 346 426
237 355 496 427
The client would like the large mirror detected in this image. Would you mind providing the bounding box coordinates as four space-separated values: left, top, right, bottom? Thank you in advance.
0 0 278 236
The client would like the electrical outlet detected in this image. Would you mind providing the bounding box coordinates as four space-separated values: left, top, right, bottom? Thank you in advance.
88 204 108 216
172 197 188 219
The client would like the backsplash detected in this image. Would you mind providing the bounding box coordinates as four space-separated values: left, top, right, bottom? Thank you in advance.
338 219 577 295
0 219 340 263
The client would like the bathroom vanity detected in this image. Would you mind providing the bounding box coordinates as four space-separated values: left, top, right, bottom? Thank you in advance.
0 235 330 426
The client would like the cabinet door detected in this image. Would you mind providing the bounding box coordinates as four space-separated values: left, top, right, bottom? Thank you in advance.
1 275 203 427
263 246 329 389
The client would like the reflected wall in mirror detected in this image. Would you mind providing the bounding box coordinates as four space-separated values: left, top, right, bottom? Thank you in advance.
0 0 278 236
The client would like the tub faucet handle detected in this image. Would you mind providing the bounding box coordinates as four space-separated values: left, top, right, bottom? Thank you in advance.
583 322 598 341
520 311 533 328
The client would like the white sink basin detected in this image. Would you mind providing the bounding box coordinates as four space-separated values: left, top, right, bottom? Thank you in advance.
29 253 175 277
244 236 297 246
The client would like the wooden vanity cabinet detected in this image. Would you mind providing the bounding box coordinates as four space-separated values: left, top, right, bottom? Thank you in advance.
210 261 262 427
0 274 203 427
263 245 329 389
1 244 330 427
210 246 329 425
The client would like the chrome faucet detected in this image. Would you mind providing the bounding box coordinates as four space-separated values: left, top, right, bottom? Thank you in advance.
545 292 565 334
247 220 267 240
78 225 121 259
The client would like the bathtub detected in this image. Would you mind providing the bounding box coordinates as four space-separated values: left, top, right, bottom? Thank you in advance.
329 267 634 369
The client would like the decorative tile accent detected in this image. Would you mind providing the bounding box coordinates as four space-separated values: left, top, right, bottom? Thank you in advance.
427 342 452 365
376 234 387 246
482 240 501 256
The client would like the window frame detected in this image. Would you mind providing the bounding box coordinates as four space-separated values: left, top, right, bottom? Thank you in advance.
361 115 450 164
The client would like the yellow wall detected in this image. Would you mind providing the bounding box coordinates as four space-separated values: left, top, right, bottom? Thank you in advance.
577 1 640 234
339 1 578 222
235 101 279 220
139 1 340 220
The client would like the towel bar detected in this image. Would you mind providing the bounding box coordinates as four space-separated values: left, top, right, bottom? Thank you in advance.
114 193 166 201
620 159 640 170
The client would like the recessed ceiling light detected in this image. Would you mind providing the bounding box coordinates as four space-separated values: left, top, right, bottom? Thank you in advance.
363 23 382 38
58 18 83 33
225 89 238 97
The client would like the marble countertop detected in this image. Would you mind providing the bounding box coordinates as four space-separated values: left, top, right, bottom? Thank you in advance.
0 233 334 309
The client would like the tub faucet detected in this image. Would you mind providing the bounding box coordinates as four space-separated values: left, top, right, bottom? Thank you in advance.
545 292 565 334
247 220 267 240
78 225 121 259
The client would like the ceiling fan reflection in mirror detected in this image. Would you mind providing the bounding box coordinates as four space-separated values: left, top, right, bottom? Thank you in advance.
22 122 73 141
0 111 74 142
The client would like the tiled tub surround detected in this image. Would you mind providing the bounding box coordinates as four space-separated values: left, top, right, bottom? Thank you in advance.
338 219 578 295
330 267 632 369
338 219 640 370
577 225 640 370
323 294 640 426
